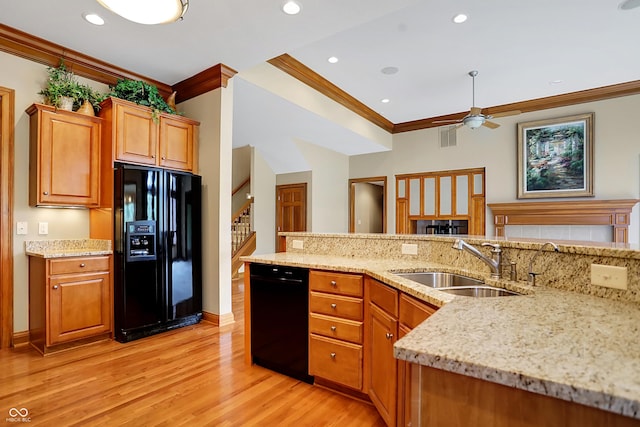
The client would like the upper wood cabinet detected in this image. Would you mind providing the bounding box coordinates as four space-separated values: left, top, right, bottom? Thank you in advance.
27 104 102 207
99 97 199 173
396 167 485 235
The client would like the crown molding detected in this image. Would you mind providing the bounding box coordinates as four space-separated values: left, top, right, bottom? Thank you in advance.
172 63 238 104
268 54 395 133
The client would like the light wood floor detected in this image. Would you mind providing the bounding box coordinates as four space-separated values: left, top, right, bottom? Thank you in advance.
0 278 384 426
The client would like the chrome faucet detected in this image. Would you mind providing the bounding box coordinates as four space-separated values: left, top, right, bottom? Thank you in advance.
452 239 502 279
528 242 559 286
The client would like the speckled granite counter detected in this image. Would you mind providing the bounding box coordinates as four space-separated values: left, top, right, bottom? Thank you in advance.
25 239 112 258
243 248 640 420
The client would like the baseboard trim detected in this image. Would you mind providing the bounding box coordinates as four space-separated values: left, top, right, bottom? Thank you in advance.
12 330 29 347
202 311 235 327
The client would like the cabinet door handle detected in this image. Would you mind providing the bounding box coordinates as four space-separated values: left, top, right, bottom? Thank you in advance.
385 332 394 340
330 352 336 359
80 263 86 267
152 155 156 158
330 303 337 309
330 326 337 332
330 280 337 287
52 285 59 290
161 156 166 160
43 191 49 195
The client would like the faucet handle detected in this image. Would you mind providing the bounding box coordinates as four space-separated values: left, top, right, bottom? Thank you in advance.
481 242 502 252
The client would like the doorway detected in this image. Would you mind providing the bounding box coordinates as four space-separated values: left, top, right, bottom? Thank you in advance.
275 183 307 252
349 177 387 233
0 87 15 348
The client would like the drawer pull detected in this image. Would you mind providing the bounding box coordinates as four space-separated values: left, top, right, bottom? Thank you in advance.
330 352 336 359
52 285 59 290
80 263 86 268
161 156 166 160
330 303 337 309
330 326 337 332
330 280 337 287
385 332 394 340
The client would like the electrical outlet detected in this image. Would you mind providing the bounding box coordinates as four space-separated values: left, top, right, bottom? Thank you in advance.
16 221 27 235
401 243 418 255
591 264 627 290
292 239 304 249
38 222 48 235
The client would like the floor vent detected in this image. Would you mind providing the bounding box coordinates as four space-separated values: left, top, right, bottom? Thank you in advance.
440 126 457 148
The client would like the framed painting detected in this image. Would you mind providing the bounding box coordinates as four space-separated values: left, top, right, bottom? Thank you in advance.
517 113 594 199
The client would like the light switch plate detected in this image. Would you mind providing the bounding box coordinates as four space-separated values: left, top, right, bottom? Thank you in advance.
401 243 418 255
591 264 627 290
292 239 304 249
38 222 48 235
16 221 27 235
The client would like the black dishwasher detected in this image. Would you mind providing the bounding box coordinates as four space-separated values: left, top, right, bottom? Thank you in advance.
250 263 314 384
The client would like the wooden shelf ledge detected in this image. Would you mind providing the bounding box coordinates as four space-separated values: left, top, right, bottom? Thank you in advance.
487 199 640 243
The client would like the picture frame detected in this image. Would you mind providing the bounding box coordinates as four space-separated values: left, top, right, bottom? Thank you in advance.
517 113 594 199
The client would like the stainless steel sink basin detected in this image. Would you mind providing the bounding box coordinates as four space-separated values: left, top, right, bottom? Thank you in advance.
392 271 520 297
437 286 520 297
393 271 483 288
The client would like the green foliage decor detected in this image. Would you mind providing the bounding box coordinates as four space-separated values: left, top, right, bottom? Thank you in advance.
38 60 105 112
108 79 178 120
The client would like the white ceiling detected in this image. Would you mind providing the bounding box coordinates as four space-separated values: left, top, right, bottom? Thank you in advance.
2 0 640 173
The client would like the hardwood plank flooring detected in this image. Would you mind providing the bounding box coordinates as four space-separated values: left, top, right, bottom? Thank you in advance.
0 278 384 426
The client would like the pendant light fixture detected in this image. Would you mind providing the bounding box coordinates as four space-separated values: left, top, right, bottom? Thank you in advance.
96 0 189 25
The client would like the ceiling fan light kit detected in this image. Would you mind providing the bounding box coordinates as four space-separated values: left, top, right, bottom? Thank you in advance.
96 0 189 25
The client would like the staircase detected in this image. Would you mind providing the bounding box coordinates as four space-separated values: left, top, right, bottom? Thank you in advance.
231 179 256 277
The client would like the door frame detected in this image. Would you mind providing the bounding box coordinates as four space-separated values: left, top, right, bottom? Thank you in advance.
0 87 15 348
275 183 307 252
349 176 387 233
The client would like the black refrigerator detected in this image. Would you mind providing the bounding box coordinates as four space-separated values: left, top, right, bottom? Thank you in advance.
113 163 202 342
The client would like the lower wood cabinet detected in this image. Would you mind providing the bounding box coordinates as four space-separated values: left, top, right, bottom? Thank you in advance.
29 255 113 354
308 270 364 391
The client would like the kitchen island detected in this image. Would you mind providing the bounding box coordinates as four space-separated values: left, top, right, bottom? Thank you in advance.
243 232 640 426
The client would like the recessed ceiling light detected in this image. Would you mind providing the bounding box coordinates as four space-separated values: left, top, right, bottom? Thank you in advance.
84 13 105 25
381 66 399 75
619 0 640 10
549 79 564 85
452 13 468 24
328 56 339 64
381 99 390 104
282 1 301 15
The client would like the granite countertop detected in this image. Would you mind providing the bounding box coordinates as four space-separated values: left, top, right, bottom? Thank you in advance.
25 239 112 258
242 252 640 420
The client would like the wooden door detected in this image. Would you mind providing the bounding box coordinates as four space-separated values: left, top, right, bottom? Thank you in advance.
115 102 157 165
159 115 194 171
276 183 307 252
369 303 398 427
49 272 111 345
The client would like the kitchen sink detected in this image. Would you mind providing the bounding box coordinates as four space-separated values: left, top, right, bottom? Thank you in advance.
437 286 520 297
393 271 484 288
392 271 520 297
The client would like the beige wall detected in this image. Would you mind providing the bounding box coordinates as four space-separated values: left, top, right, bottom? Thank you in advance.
354 182 384 233
180 85 234 319
252 148 276 255
350 95 640 243
1 51 109 332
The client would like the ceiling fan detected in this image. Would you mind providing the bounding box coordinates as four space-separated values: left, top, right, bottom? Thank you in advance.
435 70 520 130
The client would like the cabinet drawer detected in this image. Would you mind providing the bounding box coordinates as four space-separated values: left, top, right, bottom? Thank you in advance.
309 334 363 390
368 278 398 317
399 293 437 329
310 270 363 297
309 313 363 344
49 256 110 275
310 292 363 321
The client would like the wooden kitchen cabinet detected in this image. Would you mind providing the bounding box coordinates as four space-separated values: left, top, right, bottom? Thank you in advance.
27 103 101 207
29 255 112 354
309 270 365 391
368 277 399 427
99 97 199 173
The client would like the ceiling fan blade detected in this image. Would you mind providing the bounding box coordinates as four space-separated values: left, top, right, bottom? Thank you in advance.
489 110 521 119
432 119 462 124
483 121 500 129
469 107 482 116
